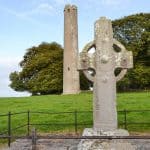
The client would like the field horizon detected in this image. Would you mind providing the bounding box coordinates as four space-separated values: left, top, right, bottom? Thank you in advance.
0 91 150 135
0 91 150 112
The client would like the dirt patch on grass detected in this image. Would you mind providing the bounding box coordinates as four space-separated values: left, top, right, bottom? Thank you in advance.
130 132 150 136
0 144 8 150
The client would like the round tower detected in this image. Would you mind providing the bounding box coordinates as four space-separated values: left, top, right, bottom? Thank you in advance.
63 4 80 94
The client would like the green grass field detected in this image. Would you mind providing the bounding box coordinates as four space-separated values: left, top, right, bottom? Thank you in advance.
0 91 150 136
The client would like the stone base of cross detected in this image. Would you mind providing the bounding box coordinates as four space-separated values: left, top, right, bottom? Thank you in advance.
78 17 133 131
77 128 136 150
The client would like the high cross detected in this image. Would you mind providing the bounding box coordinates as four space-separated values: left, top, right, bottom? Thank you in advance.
78 17 133 131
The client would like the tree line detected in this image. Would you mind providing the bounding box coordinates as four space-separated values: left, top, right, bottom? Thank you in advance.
9 13 150 95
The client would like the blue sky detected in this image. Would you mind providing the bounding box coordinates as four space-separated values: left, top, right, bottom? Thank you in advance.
0 0 149 97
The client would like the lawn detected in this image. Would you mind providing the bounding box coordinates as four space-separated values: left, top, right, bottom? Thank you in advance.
0 91 149 136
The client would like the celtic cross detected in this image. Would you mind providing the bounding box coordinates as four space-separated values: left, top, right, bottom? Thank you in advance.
78 17 133 131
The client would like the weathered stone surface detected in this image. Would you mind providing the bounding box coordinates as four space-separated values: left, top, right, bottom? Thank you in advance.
63 4 80 94
93 17 117 131
1 136 150 150
78 17 133 131
78 128 136 150
81 128 129 136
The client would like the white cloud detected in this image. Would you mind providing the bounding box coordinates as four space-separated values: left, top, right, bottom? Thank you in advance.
19 3 54 17
36 3 54 13
101 0 129 6
0 56 20 85
0 57 20 68
84 0 128 7
0 5 52 27
54 0 72 5
0 3 54 17
0 56 30 97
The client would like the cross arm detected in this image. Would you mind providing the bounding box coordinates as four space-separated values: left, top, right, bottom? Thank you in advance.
115 51 133 69
113 39 133 69
78 52 95 70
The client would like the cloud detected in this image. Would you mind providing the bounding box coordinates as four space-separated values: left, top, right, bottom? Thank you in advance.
0 56 30 97
0 56 21 85
54 0 72 5
85 0 129 7
0 4 53 27
0 2 55 17
101 0 120 5
101 0 130 6
0 56 20 69
19 3 54 17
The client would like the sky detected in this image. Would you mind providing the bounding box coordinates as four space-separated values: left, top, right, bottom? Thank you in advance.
0 0 149 97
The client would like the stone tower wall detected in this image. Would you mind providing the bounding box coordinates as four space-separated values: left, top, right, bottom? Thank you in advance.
63 5 80 94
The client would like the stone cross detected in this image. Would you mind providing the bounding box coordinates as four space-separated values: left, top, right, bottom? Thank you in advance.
78 17 133 131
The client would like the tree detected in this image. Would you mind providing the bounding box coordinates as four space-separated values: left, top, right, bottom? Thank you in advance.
10 42 90 95
10 42 63 95
112 13 150 91
80 71 92 90
9 71 25 91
